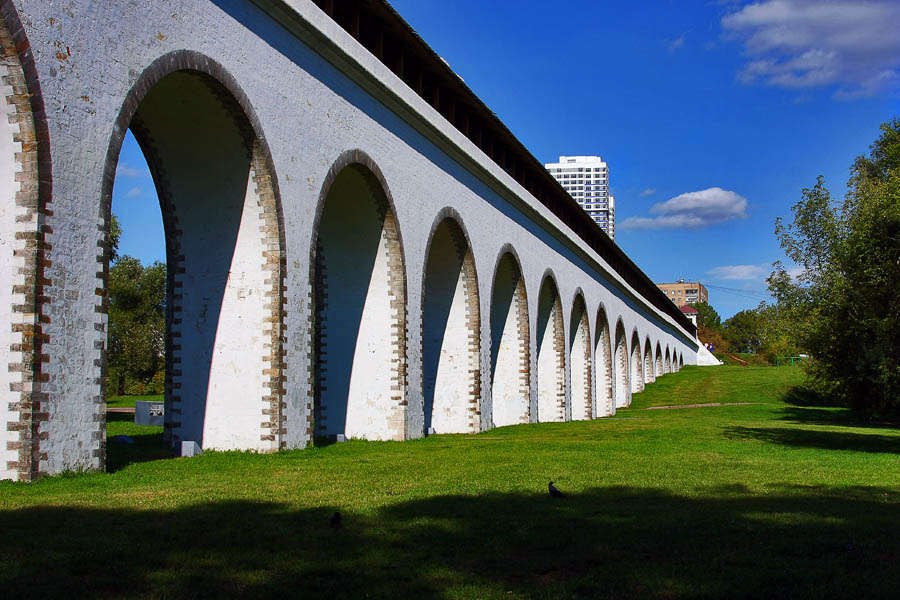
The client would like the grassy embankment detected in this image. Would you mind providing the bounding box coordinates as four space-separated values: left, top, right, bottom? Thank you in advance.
715 351 773 366
2 366 898 598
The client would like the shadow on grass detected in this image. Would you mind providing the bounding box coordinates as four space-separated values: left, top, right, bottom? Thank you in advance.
313 436 338 448
1 485 898 599
106 412 174 473
778 386 899 429
782 386 843 408
724 426 900 454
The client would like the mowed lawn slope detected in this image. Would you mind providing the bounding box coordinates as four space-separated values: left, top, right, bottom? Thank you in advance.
1 366 898 599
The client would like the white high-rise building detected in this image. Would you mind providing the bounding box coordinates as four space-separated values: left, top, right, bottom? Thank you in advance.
544 155 615 240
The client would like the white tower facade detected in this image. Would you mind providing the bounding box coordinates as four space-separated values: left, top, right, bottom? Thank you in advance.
544 155 615 240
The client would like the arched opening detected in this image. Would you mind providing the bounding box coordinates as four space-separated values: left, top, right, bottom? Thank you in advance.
643 338 655 385
655 343 663 378
665 348 672 374
107 66 286 452
535 274 565 422
490 251 530 427
312 154 407 442
613 320 629 408
569 293 592 420
422 216 480 434
104 128 167 468
594 307 614 417
630 331 644 395
678 353 684 371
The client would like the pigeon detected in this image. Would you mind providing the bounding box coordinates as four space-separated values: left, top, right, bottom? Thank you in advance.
330 511 342 529
548 481 564 498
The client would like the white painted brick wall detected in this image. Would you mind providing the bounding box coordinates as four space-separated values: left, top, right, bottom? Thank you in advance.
3 0 700 477
423 237 472 434
570 304 590 421
0 59 22 481
536 286 563 423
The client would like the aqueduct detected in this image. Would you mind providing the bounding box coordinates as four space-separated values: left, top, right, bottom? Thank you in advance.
1 0 697 481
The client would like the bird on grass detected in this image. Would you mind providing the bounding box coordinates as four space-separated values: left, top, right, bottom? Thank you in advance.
330 511 342 529
548 481 564 498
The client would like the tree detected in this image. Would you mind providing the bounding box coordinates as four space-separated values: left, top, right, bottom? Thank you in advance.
109 214 122 263
698 326 730 354
770 117 900 417
107 214 166 395
754 301 802 361
690 301 722 330
724 309 762 354
689 301 730 352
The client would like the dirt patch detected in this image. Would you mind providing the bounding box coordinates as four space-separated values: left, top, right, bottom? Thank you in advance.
645 402 765 410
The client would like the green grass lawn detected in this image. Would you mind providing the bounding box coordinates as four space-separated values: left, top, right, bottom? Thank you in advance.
106 393 164 409
2 366 898 598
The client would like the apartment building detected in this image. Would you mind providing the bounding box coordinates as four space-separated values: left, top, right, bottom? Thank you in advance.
545 155 615 240
657 279 708 307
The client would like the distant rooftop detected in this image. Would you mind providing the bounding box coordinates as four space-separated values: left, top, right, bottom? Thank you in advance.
547 155 606 164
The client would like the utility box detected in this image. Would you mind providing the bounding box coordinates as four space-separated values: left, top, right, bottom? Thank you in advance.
135 401 164 427
181 441 203 457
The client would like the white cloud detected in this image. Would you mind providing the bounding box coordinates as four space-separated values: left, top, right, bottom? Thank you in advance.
707 263 769 280
126 187 142 198
721 0 900 98
116 162 149 179
667 35 686 53
786 265 805 281
640 188 657 197
619 187 748 230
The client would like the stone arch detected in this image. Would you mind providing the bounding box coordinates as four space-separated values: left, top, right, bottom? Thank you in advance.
613 319 629 408
100 51 288 454
630 329 644 395
535 270 565 422
421 208 480 434
0 5 52 481
594 305 614 417
569 290 592 420
490 246 530 427
643 336 655 385
655 342 663 377
678 352 684 371
664 347 672 374
311 150 407 442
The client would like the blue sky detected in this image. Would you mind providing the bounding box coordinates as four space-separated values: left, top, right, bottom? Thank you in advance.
112 0 900 318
